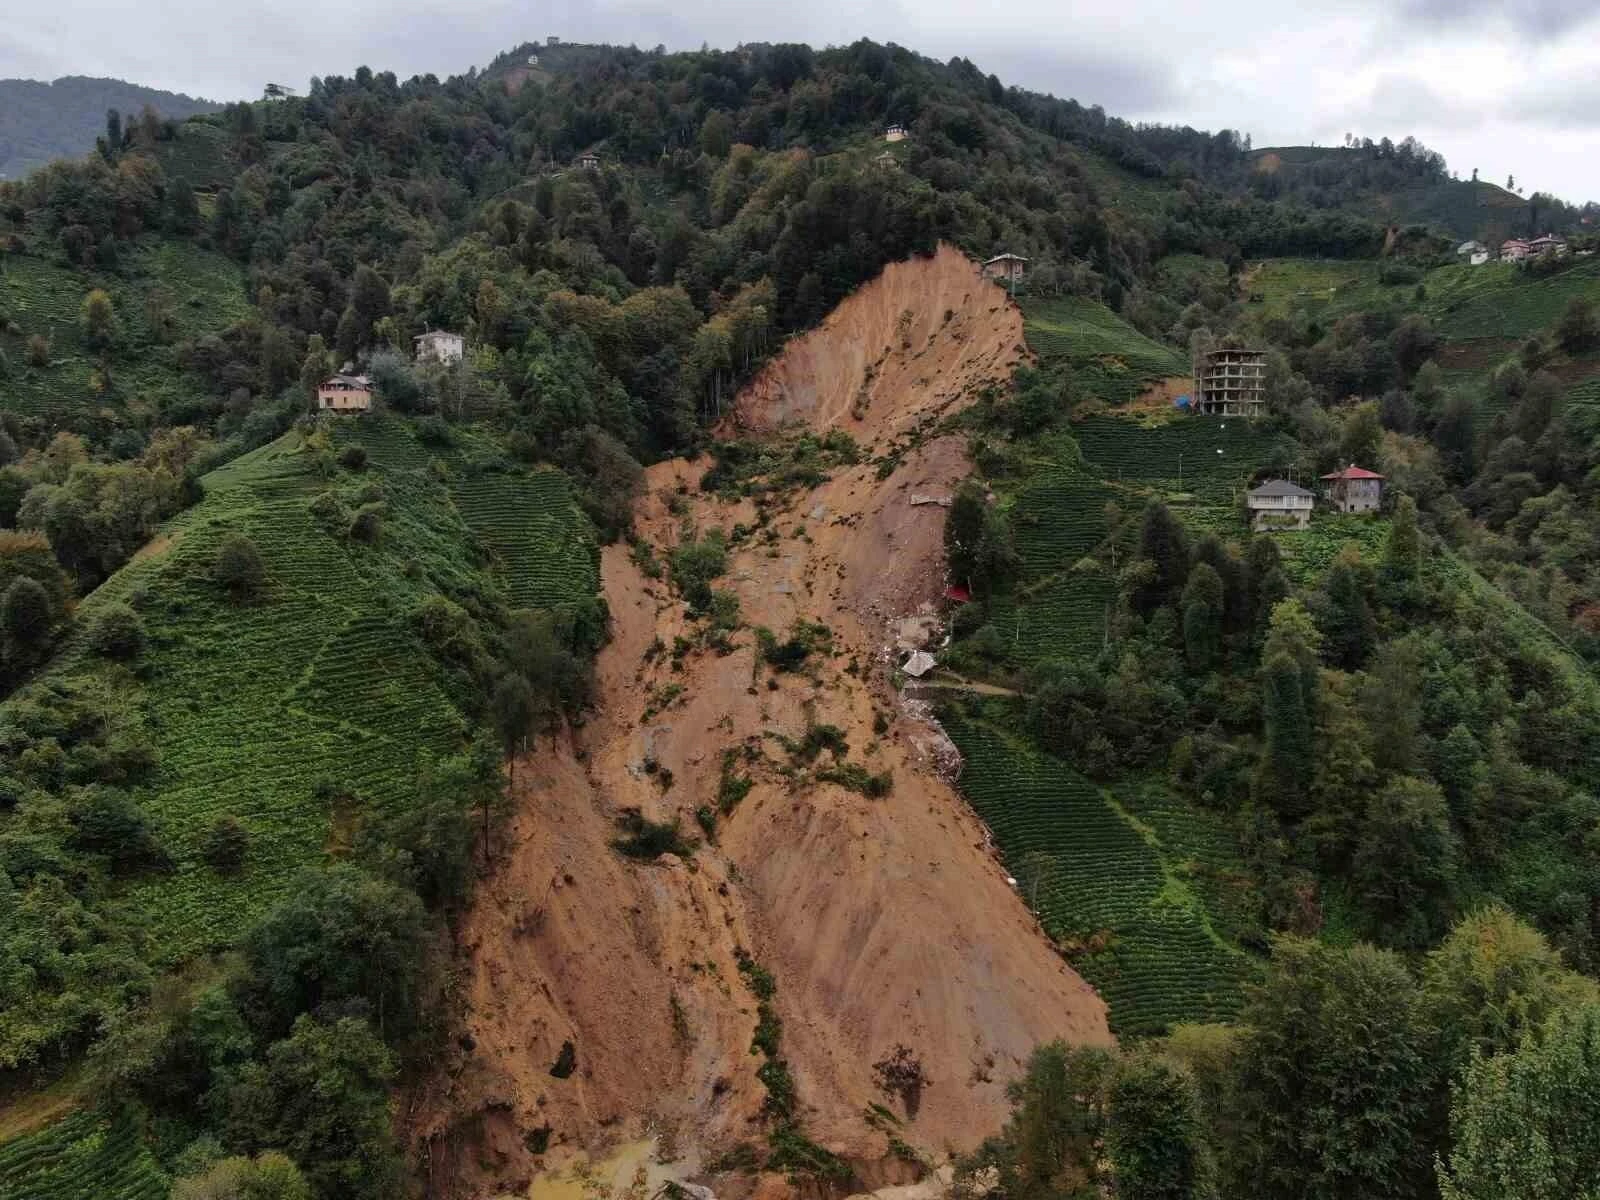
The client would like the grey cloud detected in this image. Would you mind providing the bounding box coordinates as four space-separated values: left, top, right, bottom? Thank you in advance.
956 41 1184 117
1397 0 1599 38
1509 72 1600 130
1348 74 1484 133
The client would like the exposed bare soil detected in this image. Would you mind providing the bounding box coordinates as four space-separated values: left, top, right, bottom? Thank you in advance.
407 245 1110 1199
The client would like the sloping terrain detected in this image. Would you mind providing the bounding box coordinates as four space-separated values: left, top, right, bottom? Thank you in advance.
410 249 1110 1197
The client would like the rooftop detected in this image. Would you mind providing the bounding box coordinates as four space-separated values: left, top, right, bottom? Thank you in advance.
1249 479 1315 499
984 253 1029 264
1321 464 1384 481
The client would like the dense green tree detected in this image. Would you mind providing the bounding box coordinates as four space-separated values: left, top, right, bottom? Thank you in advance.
1229 938 1436 1200
981 1041 1116 1200
226 1016 399 1200
87 601 146 659
1423 906 1597 1073
241 865 428 1040
1438 1004 1600 1200
1107 1053 1212 1200
1380 494 1421 603
1 576 55 662
1555 295 1599 353
1134 501 1190 615
80 288 119 351
172 1151 311 1200
1181 562 1224 670
216 535 267 604
1315 549 1375 669
1352 775 1458 948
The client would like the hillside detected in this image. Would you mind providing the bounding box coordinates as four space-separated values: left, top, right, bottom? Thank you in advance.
1247 143 1590 242
5 28 1600 1200
0 76 221 180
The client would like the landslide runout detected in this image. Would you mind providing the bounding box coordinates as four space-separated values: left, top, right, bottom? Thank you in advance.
409 246 1110 1198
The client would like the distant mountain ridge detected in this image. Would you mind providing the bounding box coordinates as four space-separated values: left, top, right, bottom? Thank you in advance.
0 74 223 179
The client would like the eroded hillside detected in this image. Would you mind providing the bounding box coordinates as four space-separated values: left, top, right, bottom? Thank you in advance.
410 246 1109 1197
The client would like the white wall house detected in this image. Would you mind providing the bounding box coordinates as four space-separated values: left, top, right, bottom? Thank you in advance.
414 330 465 366
1247 479 1314 531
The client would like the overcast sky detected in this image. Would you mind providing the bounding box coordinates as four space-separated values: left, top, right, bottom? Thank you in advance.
5 0 1599 203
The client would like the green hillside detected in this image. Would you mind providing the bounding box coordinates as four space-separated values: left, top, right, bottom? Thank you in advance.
1022 296 1189 405
0 76 221 181
0 414 598 1194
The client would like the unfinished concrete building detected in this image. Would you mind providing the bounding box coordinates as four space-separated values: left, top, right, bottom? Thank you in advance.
1193 347 1266 417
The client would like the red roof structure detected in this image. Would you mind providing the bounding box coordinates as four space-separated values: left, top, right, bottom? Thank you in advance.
943 584 972 603
1321 465 1384 481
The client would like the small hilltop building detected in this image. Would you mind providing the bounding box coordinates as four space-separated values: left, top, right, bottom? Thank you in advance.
1246 478 1314 531
414 329 465 365
1193 347 1266 417
317 373 372 413
884 124 908 142
981 253 1028 286
578 152 600 171
1321 464 1384 513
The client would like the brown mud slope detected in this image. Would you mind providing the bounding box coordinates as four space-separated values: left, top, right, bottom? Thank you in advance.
732 242 1025 437
407 246 1109 1199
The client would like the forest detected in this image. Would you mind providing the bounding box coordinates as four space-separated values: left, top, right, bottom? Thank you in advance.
1 31 1599 1200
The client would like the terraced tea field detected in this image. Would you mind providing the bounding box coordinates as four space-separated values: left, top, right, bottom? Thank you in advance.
451 470 599 610
1008 469 1115 579
0 241 247 422
944 709 1253 1034
1073 413 1288 504
0 1110 166 1200
1021 296 1188 405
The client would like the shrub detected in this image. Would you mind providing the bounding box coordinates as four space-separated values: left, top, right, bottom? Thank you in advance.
202 815 251 874
349 503 384 543
339 444 368 471
26 333 49 367
215 534 266 603
612 811 695 859
87 602 146 659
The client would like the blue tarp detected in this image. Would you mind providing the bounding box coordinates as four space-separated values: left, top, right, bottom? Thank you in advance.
1174 394 1192 409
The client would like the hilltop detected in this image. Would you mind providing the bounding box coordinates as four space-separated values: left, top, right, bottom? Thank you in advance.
1249 143 1596 243
0 76 222 180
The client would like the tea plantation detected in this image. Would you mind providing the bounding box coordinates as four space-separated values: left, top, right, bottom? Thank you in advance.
0 239 248 423
1021 296 1188 406
0 1110 166 1200
0 416 600 1193
944 709 1253 1034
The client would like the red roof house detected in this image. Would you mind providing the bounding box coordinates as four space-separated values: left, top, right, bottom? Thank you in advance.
1321 464 1384 513
943 584 972 604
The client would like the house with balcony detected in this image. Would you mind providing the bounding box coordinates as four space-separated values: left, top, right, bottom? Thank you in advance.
1247 479 1314 531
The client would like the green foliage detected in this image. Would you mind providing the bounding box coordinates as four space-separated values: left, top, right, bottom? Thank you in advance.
1228 938 1437 1200
214 534 266 603
612 812 695 860
171 1151 311 1200
201 815 251 875
87 601 146 659
1181 563 1224 670
1106 1053 1212 1200
1422 905 1598 1073
225 1015 399 1200
668 528 728 613
1351 775 1458 949
1439 1004 1600 1200
980 1041 1116 1200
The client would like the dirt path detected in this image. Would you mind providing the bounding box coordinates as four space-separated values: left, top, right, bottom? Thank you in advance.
407 246 1110 1199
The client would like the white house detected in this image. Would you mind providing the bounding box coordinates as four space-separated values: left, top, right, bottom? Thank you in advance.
578 152 600 171
1246 479 1315 531
1501 238 1531 263
1456 239 1486 259
884 124 908 143
414 330 465 366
